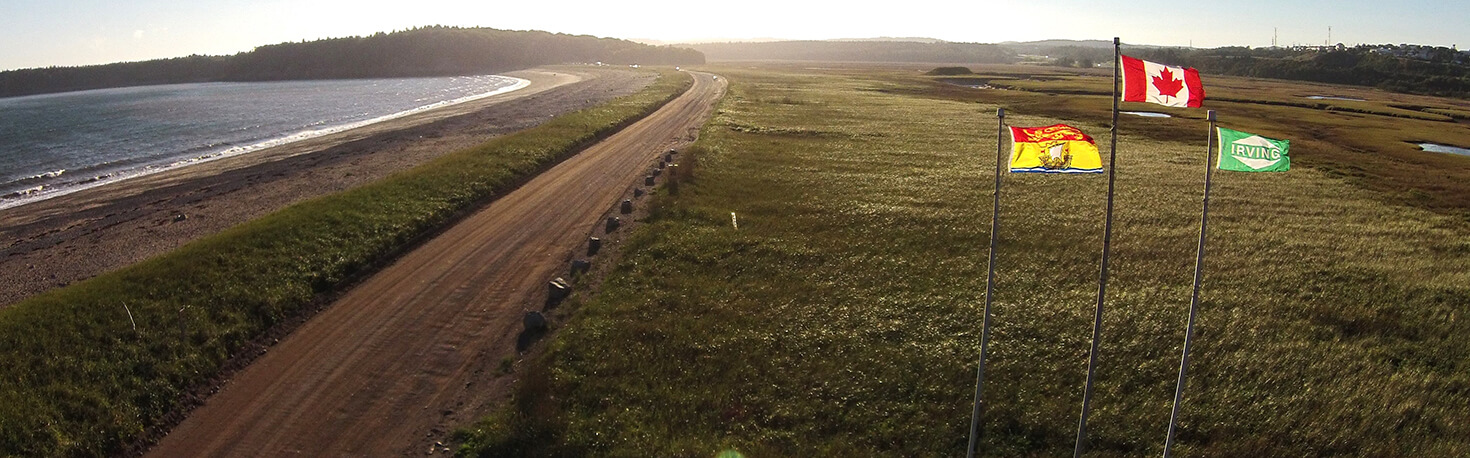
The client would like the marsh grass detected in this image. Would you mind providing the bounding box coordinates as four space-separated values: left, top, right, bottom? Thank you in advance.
0 70 690 456
462 66 1470 456
922 66 1470 220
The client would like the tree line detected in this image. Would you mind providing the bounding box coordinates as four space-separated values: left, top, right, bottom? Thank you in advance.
0 26 705 98
692 40 1016 64
1044 44 1470 99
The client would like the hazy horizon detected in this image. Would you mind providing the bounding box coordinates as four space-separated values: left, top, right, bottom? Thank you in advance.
3 0 1468 72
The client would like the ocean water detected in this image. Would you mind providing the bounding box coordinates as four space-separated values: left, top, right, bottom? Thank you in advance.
0 75 526 210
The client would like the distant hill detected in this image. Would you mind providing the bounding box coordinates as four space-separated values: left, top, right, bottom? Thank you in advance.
631 37 793 46
0 26 705 98
635 37 947 46
691 40 1015 64
999 39 1117 53
1127 45 1470 98
1001 40 1470 99
828 37 948 44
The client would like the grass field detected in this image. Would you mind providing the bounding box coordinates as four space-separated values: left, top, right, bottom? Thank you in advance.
0 70 689 456
461 65 1470 456
925 65 1470 221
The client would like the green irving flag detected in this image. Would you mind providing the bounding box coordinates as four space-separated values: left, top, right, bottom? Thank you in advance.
1217 127 1290 172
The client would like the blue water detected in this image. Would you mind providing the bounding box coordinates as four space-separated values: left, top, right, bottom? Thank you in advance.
1122 111 1171 118
0 75 526 209
1418 142 1470 157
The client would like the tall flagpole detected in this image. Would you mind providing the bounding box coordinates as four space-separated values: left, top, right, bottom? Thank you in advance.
1074 36 1122 457
967 107 1007 458
1162 110 1218 457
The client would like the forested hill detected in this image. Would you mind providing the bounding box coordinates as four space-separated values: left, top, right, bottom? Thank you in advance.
1040 44 1470 99
1133 46 1470 98
692 40 1016 64
0 26 706 98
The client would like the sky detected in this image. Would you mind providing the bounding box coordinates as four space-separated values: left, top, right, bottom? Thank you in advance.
2 0 1468 71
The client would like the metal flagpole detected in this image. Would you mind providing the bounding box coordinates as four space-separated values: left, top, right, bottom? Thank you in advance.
1162 110 1218 457
967 107 1007 458
1074 36 1122 457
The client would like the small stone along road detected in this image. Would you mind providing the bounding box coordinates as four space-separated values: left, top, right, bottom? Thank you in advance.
148 71 724 456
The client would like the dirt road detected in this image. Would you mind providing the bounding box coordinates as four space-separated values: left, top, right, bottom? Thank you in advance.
147 71 724 456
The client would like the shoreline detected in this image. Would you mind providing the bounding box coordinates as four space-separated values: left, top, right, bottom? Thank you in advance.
0 66 655 308
0 75 532 212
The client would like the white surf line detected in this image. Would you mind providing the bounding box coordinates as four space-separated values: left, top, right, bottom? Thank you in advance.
0 76 531 212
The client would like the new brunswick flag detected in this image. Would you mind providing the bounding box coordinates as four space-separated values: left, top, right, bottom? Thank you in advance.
1217 127 1290 172
1009 124 1103 173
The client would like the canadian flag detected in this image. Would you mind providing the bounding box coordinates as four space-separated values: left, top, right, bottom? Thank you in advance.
1121 55 1204 108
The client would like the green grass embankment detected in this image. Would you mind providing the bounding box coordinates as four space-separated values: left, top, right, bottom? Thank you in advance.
460 67 1470 456
0 69 691 456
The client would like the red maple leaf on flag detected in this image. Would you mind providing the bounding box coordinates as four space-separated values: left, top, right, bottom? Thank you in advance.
1152 67 1184 99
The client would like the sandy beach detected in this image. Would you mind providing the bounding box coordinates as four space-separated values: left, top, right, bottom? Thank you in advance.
0 66 654 308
